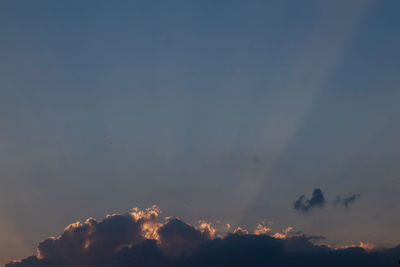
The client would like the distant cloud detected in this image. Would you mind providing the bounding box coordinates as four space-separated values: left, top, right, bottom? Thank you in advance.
294 188 326 214
253 224 271 235
334 194 360 208
7 206 400 267
271 227 293 239
158 218 210 256
232 227 249 235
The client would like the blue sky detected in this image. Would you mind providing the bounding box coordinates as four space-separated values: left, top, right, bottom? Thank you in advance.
1 1 399 265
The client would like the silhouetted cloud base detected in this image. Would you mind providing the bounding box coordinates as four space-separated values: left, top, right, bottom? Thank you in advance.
8 207 400 267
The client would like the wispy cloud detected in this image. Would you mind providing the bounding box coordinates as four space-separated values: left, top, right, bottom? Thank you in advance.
333 194 360 208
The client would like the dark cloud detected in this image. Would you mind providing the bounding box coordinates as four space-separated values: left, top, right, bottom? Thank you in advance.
334 194 360 208
14 208 156 267
294 188 326 214
7 207 400 267
158 218 210 256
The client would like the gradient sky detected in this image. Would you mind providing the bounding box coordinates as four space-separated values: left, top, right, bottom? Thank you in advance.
1 0 400 265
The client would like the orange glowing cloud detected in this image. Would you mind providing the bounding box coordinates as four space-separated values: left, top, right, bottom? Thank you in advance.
233 226 248 235
337 241 374 252
197 221 217 238
272 227 293 239
253 224 271 235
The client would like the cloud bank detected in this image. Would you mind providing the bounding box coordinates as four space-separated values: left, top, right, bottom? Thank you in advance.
294 188 326 214
7 206 400 267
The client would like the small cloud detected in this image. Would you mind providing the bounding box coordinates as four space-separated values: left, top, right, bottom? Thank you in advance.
253 224 271 235
337 241 374 252
294 188 326 214
196 221 217 238
272 227 293 239
232 227 249 235
333 194 360 208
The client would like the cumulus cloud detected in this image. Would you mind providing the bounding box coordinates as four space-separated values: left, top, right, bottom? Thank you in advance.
7 206 400 267
334 194 360 208
253 224 271 235
232 227 249 235
294 188 326 214
338 241 374 252
271 227 293 239
157 218 210 256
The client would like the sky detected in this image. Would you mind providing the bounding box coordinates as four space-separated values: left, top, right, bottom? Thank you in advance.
1 0 400 266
